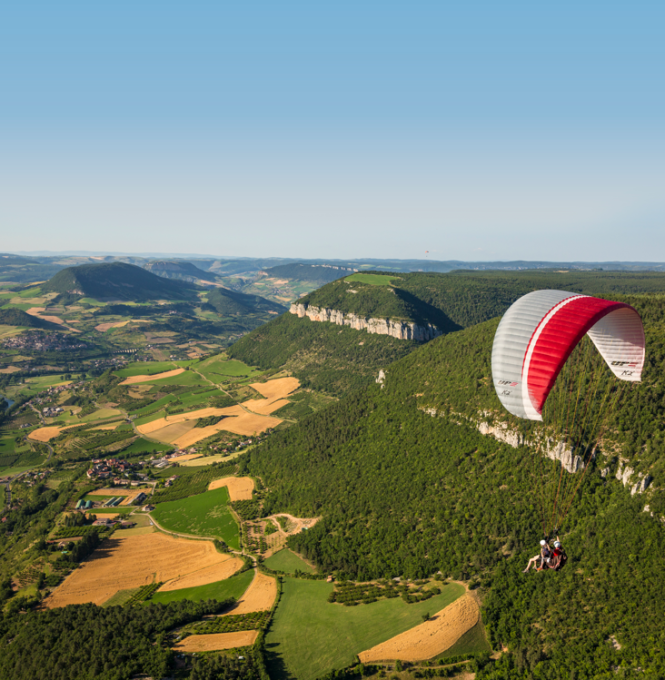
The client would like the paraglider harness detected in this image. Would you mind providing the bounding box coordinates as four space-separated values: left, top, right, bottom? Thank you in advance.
545 531 567 571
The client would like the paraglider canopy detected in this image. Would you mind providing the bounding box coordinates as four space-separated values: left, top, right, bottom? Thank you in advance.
492 290 645 421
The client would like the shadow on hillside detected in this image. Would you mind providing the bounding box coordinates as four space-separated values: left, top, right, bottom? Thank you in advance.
265 641 296 680
395 288 463 334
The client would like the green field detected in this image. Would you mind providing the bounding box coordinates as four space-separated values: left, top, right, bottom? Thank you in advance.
149 569 253 605
142 371 204 386
196 356 261 381
133 409 167 427
266 579 465 680
102 588 141 607
171 388 220 410
438 617 491 659
264 549 314 574
121 438 172 455
114 361 177 378
79 408 122 422
150 487 239 549
344 273 399 286
129 394 177 416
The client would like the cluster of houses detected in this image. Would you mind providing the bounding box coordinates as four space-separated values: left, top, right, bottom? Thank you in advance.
2 332 88 352
86 458 147 481
91 517 137 529
41 405 64 417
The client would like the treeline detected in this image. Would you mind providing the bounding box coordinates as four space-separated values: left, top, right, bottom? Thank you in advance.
0 600 229 680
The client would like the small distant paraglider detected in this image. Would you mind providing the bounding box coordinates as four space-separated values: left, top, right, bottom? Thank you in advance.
491 290 645 540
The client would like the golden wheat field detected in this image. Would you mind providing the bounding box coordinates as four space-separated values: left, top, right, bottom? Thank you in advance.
208 476 254 501
45 533 240 608
172 631 258 652
249 377 299 401
358 594 479 663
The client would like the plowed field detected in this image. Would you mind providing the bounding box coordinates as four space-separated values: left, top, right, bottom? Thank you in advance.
250 377 299 401
159 557 243 591
358 594 479 663
147 420 196 444
45 533 238 608
172 631 258 652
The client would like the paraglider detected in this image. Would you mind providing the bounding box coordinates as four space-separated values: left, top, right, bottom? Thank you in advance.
491 290 645 544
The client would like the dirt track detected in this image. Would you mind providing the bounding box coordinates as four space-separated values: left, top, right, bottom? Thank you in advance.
358 594 479 663
172 631 258 652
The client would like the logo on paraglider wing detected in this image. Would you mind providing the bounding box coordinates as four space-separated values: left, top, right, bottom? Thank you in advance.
496 379 518 396
611 361 637 367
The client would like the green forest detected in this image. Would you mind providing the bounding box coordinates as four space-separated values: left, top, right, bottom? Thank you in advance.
228 312 416 395
236 288 665 679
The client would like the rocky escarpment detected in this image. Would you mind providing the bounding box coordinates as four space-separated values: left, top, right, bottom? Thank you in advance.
289 303 441 341
421 407 652 494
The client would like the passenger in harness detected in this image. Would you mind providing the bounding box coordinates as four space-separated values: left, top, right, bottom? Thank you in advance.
523 539 552 573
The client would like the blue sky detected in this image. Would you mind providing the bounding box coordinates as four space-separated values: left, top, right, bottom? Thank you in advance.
1 1 664 261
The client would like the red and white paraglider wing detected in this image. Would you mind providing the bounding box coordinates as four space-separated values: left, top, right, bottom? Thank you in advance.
491 290 645 421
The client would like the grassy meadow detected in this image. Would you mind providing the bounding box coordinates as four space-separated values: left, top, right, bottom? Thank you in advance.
266 578 465 680
150 487 239 549
264 549 314 574
345 273 399 286
149 569 253 605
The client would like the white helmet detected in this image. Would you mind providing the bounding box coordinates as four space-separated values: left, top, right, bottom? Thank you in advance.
540 539 547 546
554 541 561 548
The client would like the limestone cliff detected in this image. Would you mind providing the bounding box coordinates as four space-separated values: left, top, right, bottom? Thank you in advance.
289 303 441 342
420 406 651 493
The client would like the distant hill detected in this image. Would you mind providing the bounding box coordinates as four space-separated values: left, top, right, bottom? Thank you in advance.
143 260 221 285
263 263 357 284
0 308 60 330
204 288 286 316
41 263 197 302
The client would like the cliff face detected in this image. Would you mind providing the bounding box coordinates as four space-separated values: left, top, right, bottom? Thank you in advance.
421 407 652 494
289 303 441 342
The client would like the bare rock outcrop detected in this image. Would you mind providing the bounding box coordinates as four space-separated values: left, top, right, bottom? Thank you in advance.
289 303 441 341
613 463 653 495
544 440 584 474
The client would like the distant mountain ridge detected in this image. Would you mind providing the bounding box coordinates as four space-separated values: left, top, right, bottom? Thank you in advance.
143 260 221 285
41 262 197 302
205 287 286 316
263 263 358 284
